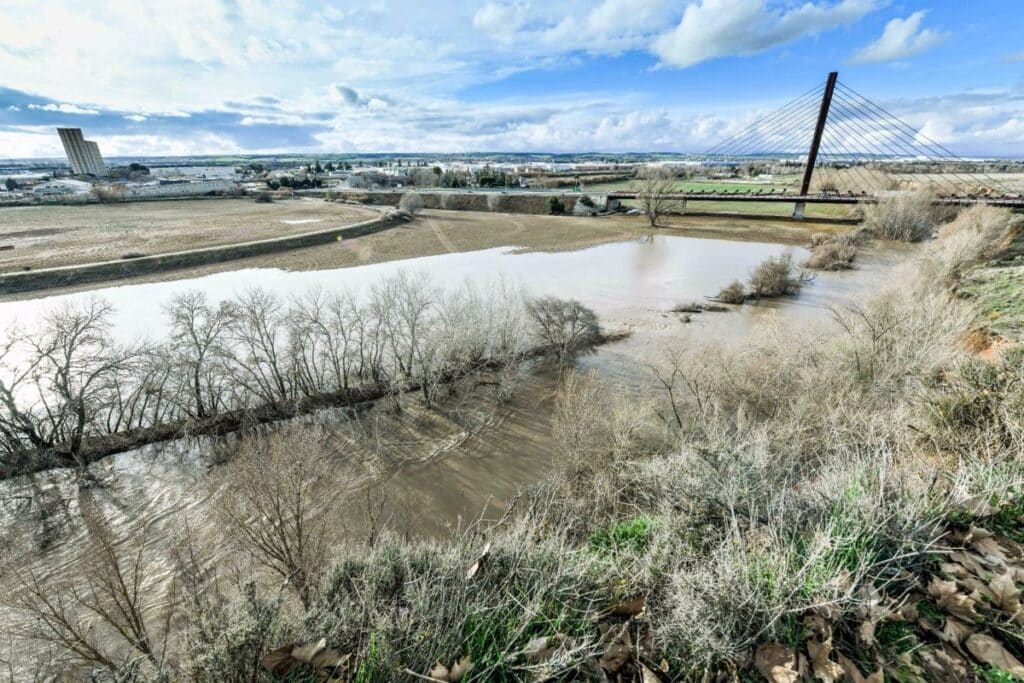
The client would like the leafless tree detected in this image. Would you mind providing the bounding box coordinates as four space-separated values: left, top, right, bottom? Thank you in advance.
164 291 231 418
525 297 601 362
632 165 678 227
216 425 336 609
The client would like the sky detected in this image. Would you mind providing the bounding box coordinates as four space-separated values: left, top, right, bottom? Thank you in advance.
0 0 1021 159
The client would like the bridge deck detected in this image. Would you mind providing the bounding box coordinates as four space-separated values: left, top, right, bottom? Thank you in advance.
606 192 1024 208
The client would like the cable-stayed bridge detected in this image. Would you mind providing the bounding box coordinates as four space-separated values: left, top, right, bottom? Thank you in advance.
609 72 1024 218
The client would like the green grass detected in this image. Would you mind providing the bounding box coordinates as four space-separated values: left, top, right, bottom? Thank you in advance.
961 265 1024 341
589 515 656 555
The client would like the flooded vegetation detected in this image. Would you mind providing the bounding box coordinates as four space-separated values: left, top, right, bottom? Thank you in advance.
1 204 1022 682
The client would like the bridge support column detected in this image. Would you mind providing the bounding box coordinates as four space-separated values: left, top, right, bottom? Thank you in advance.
792 202 806 220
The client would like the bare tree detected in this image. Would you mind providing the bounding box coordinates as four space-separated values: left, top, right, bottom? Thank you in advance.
216 425 336 609
632 165 677 227
6 502 173 678
525 297 601 362
164 291 231 418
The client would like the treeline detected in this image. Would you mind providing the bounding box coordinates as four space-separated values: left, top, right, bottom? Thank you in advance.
0 275 601 477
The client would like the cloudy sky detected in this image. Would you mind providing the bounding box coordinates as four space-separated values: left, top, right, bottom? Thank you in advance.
0 0 1021 158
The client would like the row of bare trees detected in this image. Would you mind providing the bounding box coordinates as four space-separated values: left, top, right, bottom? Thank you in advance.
0 274 597 477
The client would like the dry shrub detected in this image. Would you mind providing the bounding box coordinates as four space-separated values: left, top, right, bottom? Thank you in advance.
862 190 941 242
748 253 803 297
717 280 746 304
812 167 898 194
804 231 863 270
398 191 424 215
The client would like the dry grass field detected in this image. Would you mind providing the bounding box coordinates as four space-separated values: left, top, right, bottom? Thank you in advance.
0 198 378 272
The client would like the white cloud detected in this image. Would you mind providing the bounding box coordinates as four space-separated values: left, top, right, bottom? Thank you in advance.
652 0 878 68
851 11 947 64
26 103 100 115
6 106 20 112
123 114 147 122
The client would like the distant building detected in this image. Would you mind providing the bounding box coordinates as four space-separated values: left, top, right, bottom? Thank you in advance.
57 128 107 177
33 179 95 196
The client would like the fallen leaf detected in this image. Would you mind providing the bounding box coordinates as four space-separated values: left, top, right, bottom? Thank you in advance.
448 656 473 682
640 662 661 683
466 542 491 580
753 642 799 683
806 639 843 682
916 646 968 683
836 653 883 683
928 577 982 622
965 633 1024 677
940 617 974 647
292 639 327 663
989 571 1023 620
429 661 450 681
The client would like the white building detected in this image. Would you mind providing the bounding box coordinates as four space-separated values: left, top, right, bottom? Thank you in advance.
121 179 235 198
33 179 95 196
57 128 107 176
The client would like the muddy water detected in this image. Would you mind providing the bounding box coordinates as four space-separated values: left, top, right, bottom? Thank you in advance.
0 234 911 646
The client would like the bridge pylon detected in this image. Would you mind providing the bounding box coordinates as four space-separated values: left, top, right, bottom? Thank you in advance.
793 71 838 220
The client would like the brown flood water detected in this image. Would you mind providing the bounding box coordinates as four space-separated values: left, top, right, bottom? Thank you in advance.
0 233 912 598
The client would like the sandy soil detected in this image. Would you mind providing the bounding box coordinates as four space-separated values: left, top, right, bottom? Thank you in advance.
0 206 849 299
0 197 378 272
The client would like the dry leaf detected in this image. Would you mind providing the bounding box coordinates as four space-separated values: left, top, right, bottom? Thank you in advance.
916 647 968 683
466 542 491 580
928 577 982 622
836 653 883 683
965 633 1024 677
640 662 661 683
940 617 974 647
429 661 450 681
989 572 1023 619
806 639 843 682
448 656 473 682
753 642 799 683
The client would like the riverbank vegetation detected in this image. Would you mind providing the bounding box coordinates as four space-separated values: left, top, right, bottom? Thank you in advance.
2 203 1023 681
0 275 604 478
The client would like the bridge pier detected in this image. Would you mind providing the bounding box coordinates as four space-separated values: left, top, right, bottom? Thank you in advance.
792 202 806 220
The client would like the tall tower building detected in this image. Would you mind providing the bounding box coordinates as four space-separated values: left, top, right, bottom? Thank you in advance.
57 128 107 177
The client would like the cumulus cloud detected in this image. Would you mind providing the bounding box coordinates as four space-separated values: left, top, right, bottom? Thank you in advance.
851 11 948 64
123 114 147 122
652 0 878 68
26 102 100 115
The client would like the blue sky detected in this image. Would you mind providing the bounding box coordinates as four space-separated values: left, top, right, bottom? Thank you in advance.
0 0 1021 158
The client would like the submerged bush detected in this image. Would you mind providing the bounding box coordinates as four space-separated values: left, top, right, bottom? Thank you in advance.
748 253 803 297
717 279 746 304
526 297 601 361
804 231 862 270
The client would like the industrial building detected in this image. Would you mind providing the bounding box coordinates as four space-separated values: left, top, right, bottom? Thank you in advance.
57 127 107 177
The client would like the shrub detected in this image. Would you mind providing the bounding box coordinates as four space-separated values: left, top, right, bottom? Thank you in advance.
548 196 565 215
803 232 861 270
748 253 803 297
862 190 939 242
254 191 273 203
526 297 601 361
398 191 424 215
717 280 746 304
